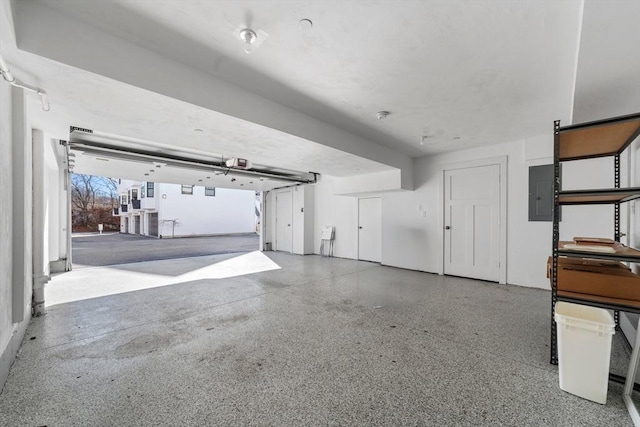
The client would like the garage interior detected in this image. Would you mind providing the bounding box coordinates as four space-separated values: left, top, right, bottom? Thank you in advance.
1 0 640 425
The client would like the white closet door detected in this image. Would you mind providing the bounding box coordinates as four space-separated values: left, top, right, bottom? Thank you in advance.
444 164 500 282
358 197 381 263
276 191 293 253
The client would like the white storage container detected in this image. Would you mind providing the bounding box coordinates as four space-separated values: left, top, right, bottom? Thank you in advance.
555 301 615 404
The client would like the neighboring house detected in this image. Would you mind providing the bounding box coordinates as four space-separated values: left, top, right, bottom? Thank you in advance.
114 180 257 238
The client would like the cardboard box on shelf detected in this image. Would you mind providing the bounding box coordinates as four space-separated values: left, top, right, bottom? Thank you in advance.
547 257 640 302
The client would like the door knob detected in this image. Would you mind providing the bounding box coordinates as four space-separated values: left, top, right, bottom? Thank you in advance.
445 226 451 230
288 224 291 227
359 226 363 229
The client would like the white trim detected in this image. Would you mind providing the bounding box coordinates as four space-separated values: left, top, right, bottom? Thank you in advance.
440 156 508 284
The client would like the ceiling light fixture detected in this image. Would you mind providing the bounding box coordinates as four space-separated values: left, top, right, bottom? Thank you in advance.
239 28 258 54
376 111 390 120
298 19 313 30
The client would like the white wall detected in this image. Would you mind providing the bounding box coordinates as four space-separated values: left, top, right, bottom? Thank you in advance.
312 133 617 289
0 68 15 389
264 185 316 255
158 185 255 237
1 85 32 390
312 178 359 259
31 131 67 312
292 185 314 255
572 0 640 124
31 129 48 313
44 137 61 263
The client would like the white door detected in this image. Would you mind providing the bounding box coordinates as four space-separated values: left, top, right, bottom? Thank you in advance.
358 197 381 262
444 164 500 281
276 191 293 252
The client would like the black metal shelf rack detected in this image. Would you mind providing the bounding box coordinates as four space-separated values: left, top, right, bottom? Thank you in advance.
550 112 640 366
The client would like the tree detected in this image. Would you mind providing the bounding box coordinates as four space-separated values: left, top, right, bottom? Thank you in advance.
71 174 119 232
160 219 180 238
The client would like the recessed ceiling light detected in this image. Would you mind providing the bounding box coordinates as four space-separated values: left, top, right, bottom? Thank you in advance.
240 183 244 186
144 173 149 176
194 128 203 132
376 111 390 120
206 176 211 179
239 28 258 54
299 18 313 30
249 181 253 184
453 136 461 140
149 169 155 172
198 179 203 182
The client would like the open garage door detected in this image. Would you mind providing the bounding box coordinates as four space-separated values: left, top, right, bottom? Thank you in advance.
67 128 317 192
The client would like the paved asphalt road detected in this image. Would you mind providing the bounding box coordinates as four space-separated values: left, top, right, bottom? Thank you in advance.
72 232 260 267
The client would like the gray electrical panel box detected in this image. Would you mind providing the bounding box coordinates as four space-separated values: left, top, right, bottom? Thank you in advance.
529 164 557 222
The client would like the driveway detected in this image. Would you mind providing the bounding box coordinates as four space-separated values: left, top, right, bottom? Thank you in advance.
72 232 260 267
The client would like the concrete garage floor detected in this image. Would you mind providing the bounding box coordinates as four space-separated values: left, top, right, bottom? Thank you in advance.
0 252 636 426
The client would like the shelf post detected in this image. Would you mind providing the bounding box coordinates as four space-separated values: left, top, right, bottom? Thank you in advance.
614 153 621 326
551 120 561 365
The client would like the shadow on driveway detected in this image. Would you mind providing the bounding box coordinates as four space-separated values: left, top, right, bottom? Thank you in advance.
72 233 260 268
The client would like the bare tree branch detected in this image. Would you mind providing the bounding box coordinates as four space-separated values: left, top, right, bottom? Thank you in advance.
71 174 121 231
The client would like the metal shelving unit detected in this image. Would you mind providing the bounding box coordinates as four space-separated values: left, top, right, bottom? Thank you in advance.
550 112 640 425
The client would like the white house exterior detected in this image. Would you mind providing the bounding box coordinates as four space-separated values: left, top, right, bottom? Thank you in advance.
115 180 257 238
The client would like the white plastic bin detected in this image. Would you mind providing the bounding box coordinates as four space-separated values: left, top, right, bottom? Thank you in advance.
555 301 615 404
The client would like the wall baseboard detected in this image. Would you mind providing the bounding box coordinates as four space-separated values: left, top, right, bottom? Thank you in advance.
49 259 67 273
0 313 31 393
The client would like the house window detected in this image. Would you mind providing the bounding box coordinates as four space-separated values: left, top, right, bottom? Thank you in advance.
181 185 194 195
120 194 128 205
147 182 154 198
141 184 145 198
205 187 216 197
131 188 138 200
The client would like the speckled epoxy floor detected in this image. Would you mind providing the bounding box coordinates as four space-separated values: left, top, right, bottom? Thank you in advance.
0 252 636 426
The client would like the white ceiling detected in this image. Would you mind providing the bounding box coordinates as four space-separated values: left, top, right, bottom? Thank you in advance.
3 0 634 190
